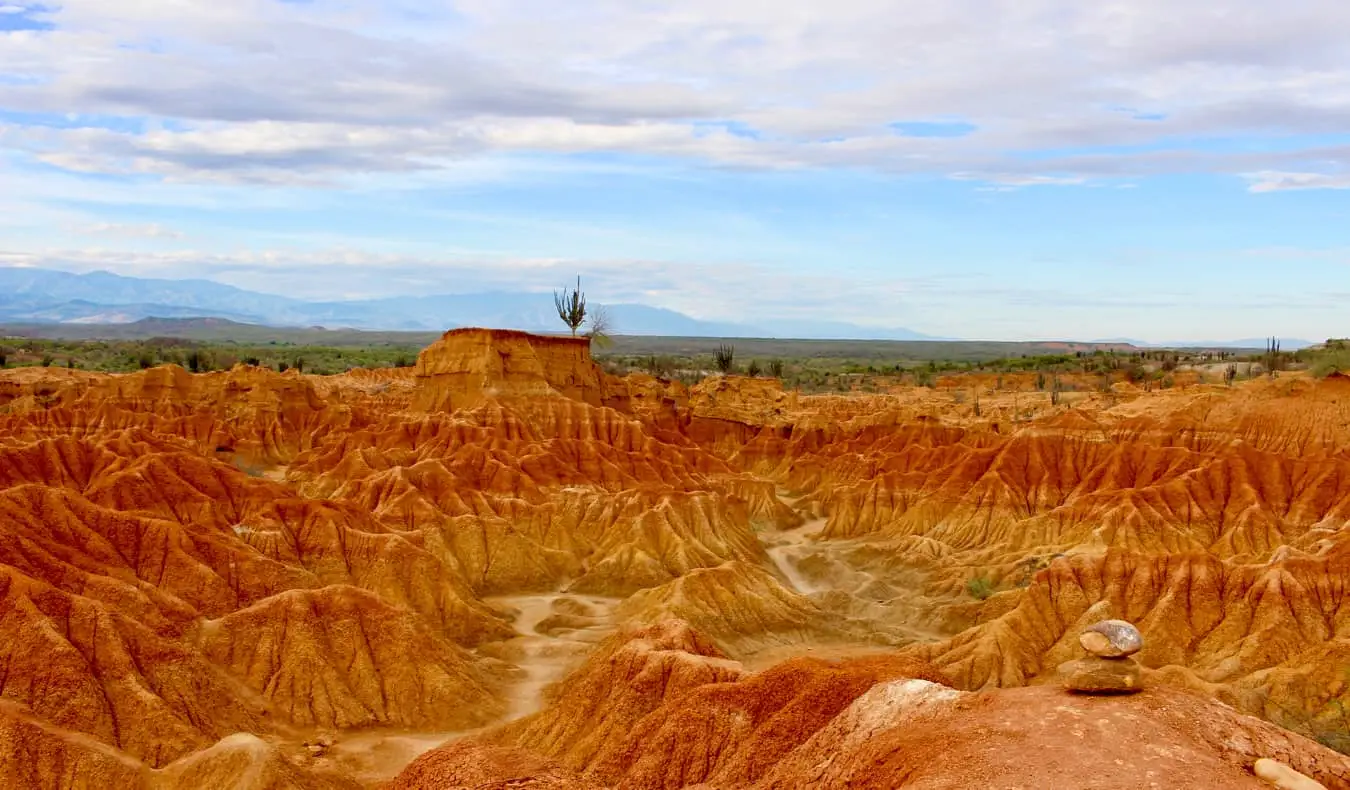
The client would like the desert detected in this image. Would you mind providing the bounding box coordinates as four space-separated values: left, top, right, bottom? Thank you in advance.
1 327 1348 788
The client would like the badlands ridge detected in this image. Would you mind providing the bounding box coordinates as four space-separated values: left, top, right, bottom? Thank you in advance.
1 328 1349 788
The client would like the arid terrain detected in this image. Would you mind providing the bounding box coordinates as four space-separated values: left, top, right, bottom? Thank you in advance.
2 327 1350 788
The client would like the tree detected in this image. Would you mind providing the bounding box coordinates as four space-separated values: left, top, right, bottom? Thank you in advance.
554 276 587 336
769 359 784 378
585 303 614 349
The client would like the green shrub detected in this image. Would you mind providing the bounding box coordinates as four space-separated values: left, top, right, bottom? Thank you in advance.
232 457 265 478
641 355 676 378
966 574 996 601
1312 349 1350 378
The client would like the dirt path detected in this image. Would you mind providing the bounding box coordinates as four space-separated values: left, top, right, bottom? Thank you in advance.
316 592 619 786
764 517 828 595
486 593 620 721
759 496 951 649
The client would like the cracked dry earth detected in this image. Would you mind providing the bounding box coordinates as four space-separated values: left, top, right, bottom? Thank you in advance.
3 329 1350 788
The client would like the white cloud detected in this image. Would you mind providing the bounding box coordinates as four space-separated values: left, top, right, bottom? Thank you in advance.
0 1 1347 186
956 173 1089 191
1242 170 1350 192
76 222 185 239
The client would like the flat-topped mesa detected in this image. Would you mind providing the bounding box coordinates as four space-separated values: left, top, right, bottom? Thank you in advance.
411 328 604 412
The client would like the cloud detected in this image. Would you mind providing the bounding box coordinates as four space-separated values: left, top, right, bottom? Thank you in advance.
0 0 1348 186
1242 170 1350 192
76 221 185 239
956 173 1089 191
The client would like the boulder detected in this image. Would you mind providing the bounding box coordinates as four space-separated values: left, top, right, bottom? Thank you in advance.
1079 619 1144 658
1062 656 1143 694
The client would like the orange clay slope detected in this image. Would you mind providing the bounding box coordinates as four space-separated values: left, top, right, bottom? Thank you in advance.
0 327 1347 788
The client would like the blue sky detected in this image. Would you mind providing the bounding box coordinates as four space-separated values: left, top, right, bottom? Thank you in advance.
1 0 1348 341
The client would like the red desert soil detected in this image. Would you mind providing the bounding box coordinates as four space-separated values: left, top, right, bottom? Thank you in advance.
1 327 1348 788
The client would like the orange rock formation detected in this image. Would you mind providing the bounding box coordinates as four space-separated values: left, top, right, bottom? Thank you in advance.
2 327 1348 788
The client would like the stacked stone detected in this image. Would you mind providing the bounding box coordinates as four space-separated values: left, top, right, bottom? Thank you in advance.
1062 619 1144 694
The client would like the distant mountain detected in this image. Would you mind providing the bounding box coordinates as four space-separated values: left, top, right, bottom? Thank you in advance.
0 267 938 340
1093 336 1315 350
754 319 943 341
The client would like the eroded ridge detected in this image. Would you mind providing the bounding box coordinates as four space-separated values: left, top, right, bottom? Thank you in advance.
1 329 1348 788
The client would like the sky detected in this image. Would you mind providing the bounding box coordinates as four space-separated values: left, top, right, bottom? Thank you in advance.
0 0 1348 342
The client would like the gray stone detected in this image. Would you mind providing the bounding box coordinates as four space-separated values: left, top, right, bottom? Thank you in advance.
1062 656 1143 694
1079 619 1144 658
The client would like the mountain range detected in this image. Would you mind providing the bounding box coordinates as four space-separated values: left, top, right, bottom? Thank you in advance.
0 267 1313 347
0 267 943 340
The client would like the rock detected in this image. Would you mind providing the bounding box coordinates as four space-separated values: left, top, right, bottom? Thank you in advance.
1079 619 1144 658
1253 758 1327 789
1063 656 1143 694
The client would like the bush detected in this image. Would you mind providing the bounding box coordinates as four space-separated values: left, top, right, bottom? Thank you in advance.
747 359 762 377
232 457 264 478
1311 349 1350 378
966 574 995 600
640 355 676 378
769 359 784 378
